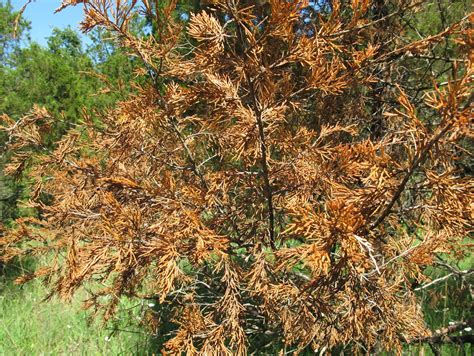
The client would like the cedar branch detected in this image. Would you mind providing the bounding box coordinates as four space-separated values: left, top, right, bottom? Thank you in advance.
246 75 275 249
370 121 453 230
409 318 474 345
170 118 209 191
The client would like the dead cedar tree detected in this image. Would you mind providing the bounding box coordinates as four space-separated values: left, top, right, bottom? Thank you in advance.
1 0 472 354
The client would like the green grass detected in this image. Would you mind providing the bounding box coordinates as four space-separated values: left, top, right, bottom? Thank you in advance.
0 261 154 355
0 250 471 355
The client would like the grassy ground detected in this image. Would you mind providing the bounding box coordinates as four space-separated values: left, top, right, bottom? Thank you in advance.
1 254 471 355
0 261 153 355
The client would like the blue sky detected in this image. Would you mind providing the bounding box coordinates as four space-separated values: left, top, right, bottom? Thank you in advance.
11 0 87 46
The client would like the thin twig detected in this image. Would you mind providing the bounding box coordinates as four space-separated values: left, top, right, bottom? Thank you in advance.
370 122 453 230
170 118 209 190
415 269 473 291
246 75 275 249
409 318 474 345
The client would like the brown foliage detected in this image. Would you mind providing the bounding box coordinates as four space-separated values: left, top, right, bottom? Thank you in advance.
1 0 472 354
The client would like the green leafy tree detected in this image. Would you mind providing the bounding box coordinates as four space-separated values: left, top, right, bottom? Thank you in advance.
0 27 98 221
0 0 31 222
0 4 139 223
1 29 95 125
0 0 30 61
